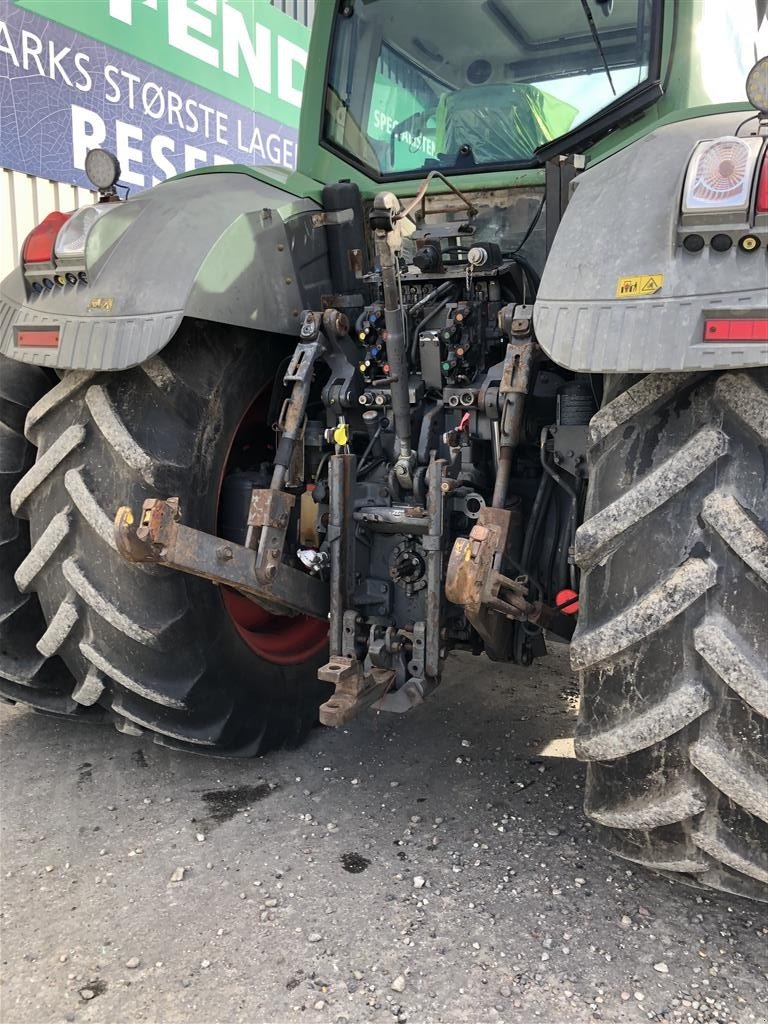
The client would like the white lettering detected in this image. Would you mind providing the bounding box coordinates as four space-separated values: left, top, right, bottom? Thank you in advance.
222 2 270 94
48 42 73 87
105 0 311 114
183 144 208 170
0 20 20 67
235 120 294 168
122 69 140 109
150 134 178 184
168 0 218 68
277 36 306 108
115 120 145 186
73 52 92 92
197 101 215 137
266 132 283 164
166 89 183 128
108 0 158 24
108 0 134 25
184 97 200 134
215 110 228 145
104 64 121 103
237 121 265 159
20 30 44 76
141 81 165 119
71 105 107 170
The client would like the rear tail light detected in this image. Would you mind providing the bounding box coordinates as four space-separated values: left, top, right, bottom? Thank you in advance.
53 204 115 262
756 153 768 213
704 319 768 342
22 204 119 295
682 136 764 214
22 211 72 264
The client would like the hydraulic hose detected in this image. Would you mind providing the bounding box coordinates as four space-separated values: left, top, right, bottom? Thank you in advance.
373 223 412 467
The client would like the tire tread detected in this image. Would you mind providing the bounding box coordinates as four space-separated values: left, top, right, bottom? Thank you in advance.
576 369 768 901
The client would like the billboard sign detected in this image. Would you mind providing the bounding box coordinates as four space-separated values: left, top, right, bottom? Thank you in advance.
0 0 310 192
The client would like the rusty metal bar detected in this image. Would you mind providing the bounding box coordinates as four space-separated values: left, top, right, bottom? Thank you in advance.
114 499 328 620
424 458 445 680
326 453 356 658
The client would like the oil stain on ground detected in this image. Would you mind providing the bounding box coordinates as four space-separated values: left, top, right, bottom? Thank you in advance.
340 852 370 874
202 783 273 825
131 749 148 768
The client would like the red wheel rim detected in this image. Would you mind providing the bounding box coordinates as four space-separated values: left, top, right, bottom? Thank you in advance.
217 385 328 666
221 589 328 665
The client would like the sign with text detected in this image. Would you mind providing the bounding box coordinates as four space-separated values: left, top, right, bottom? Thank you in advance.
0 0 310 191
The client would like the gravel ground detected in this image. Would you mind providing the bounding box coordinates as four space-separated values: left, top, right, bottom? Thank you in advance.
1 644 766 1024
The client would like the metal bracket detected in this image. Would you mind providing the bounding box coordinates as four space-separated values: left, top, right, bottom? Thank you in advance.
446 505 575 651
545 153 585 255
114 498 328 620
246 324 328 565
247 308 357 580
248 488 297 582
550 424 589 479
317 656 395 727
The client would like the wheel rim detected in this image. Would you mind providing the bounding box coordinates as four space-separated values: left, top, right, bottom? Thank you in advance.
220 589 328 665
217 382 328 666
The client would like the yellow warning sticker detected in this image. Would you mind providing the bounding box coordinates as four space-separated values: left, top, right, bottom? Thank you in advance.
87 297 115 312
615 274 663 298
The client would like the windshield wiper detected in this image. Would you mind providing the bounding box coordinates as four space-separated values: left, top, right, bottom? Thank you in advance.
579 0 616 95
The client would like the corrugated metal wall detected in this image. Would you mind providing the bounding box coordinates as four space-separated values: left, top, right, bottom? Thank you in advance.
0 169 95 281
271 0 315 27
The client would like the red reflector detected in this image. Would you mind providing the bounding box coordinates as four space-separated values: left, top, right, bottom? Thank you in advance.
22 211 72 264
555 588 579 615
704 319 768 342
15 329 60 348
757 154 768 213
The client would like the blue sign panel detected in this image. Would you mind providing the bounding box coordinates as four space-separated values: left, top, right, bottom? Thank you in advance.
0 0 302 192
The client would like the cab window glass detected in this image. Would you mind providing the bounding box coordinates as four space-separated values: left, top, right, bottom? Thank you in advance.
324 0 658 177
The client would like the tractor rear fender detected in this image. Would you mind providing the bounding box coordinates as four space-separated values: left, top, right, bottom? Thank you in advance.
0 171 332 371
535 112 768 372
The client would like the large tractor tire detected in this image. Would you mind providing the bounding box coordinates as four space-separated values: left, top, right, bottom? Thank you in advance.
573 369 767 902
9 322 330 754
0 356 103 719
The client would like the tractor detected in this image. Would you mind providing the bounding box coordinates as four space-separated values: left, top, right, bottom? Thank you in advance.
1 0 766 902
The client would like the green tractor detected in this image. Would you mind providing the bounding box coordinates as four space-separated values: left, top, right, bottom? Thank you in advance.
1 0 766 902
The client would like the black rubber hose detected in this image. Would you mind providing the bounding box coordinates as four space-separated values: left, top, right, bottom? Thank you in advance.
520 472 553 575
540 432 581 593
543 497 561 601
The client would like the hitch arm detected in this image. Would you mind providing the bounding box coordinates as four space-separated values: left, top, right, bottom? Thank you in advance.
114 498 329 620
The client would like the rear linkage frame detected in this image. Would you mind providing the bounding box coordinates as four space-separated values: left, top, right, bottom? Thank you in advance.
116 197 578 727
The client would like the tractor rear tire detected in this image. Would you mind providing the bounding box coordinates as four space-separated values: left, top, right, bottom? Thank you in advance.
573 369 767 902
9 321 330 754
0 356 103 719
